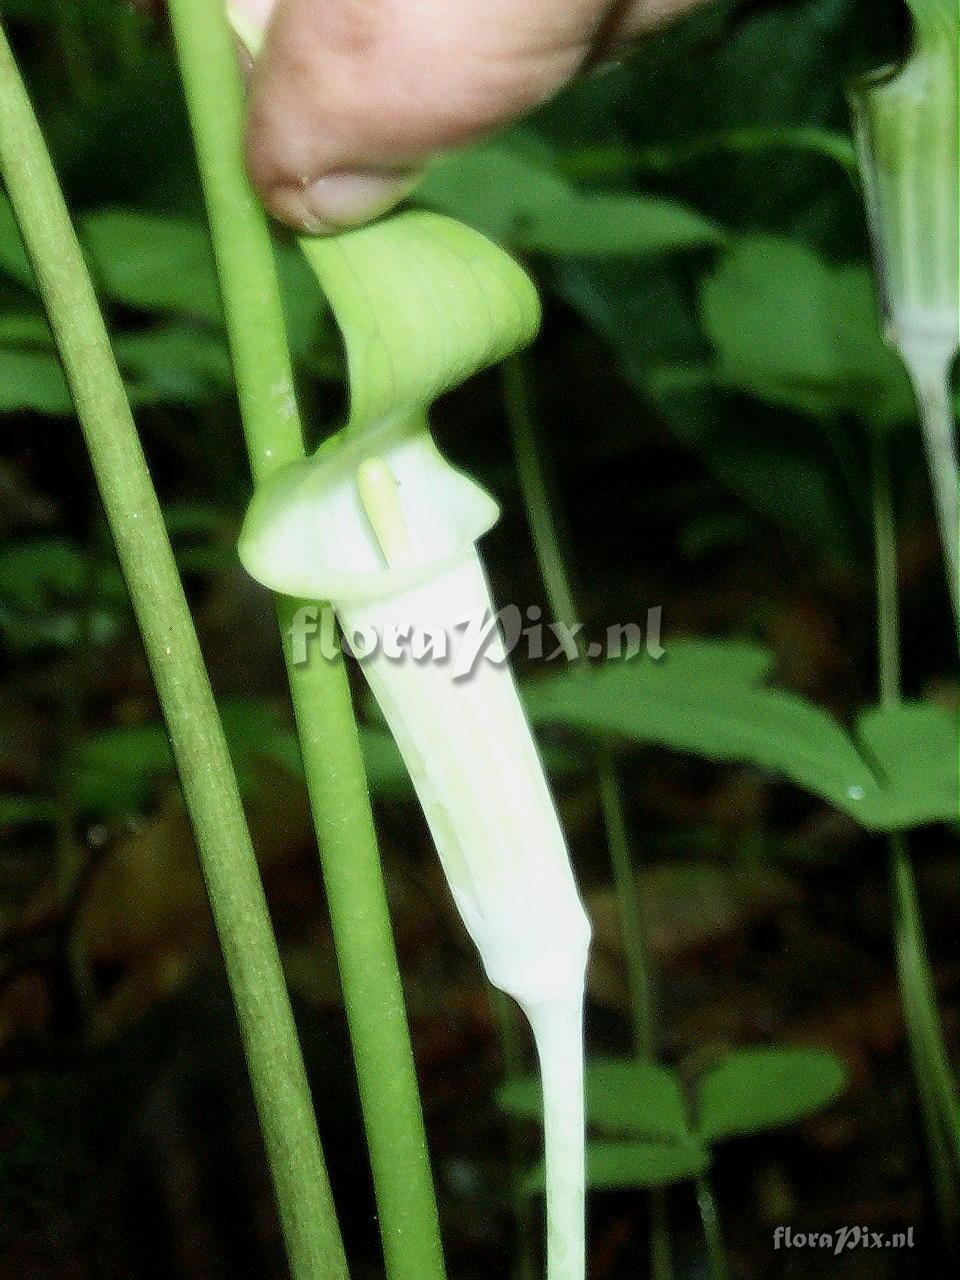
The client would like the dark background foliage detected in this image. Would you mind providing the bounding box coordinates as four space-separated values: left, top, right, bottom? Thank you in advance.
0 1 956 1278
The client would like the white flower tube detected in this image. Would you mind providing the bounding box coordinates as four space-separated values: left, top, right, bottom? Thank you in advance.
240 416 591 1280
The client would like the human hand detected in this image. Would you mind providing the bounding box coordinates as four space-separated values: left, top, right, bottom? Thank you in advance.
226 0 704 230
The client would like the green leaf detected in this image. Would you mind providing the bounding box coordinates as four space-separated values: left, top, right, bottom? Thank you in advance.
359 727 414 799
700 236 914 431
0 538 126 611
583 1059 692 1139
554 260 862 560
81 210 224 325
274 243 326 362
523 1140 709 1195
300 210 541 433
0 348 71 414
70 702 304 816
853 702 959 829
0 794 57 827
71 724 174 816
525 641 878 817
696 1048 846 1144
496 1073 543 1121
499 1058 690 1142
0 310 52 345
418 142 724 258
0 196 38 291
554 128 858 181
526 643 959 831
218 699 305 792
114 324 234 404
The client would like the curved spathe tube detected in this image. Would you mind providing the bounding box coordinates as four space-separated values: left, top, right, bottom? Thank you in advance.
240 422 591 1280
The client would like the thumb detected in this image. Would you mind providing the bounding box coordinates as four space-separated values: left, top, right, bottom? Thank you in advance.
231 0 698 231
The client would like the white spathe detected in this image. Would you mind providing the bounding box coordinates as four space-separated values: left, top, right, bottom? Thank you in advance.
239 421 591 1006
238 420 590 1280
340 553 591 1005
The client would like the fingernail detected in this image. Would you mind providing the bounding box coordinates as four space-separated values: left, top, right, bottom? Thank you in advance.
276 169 419 234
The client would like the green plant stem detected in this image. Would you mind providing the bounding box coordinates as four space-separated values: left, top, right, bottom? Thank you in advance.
165 3 446 1278
871 438 960 1243
0 22 346 1280
872 442 902 710
595 763 672 1280
694 1176 729 1280
597 762 656 1058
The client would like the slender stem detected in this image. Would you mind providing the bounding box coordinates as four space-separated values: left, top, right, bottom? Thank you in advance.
694 1176 729 1280
526 997 587 1280
596 759 671 1280
0 22 347 1280
871 439 960 1241
872 441 902 709
598 761 656 1058
165 4 446 1278
491 989 538 1280
502 357 579 631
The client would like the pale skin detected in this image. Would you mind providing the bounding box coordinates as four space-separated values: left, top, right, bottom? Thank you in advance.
223 0 705 230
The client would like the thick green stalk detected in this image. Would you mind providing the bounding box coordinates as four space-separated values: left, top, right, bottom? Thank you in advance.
0 22 345 1280
871 441 960 1242
164 3 446 1278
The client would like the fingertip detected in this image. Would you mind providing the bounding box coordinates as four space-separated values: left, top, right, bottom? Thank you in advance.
260 167 420 234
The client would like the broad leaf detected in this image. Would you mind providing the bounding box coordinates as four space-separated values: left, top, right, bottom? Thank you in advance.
524 1139 709 1195
582 1059 692 1140
0 310 52 344
0 538 126 611
82 210 224 325
853 703 959 830
0 535 219 651
71 724 175 816
554 128 858 181
525 642 958 831
696 1048 846 1144
69 702 304 816
700 236 914 431
525 641 878 818
114 325 234 404
0 794 58 827
418 142 724 257
0 349 71 415
0 197 38 291
499 1058 691 1142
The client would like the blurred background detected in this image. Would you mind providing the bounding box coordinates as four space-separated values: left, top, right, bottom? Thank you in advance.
0 0 957 1277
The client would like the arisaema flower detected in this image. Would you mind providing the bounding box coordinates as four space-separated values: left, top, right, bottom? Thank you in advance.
849 0 959 617
239 211 591 1280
